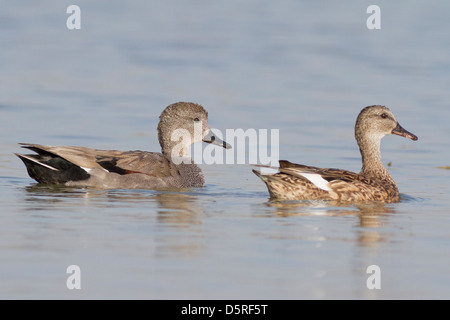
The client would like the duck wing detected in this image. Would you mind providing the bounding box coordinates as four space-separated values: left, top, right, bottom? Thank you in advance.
16 143 180 184
276 160 396 201
95 151 179 178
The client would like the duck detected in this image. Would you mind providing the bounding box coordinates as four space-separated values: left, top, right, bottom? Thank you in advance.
16 101 231 189
253 105 418 203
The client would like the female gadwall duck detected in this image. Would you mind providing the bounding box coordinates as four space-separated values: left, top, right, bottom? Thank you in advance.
16 102 230 189
253 105 418 202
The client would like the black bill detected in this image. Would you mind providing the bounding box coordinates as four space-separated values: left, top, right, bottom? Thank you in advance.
392 122 418 141
202 130 232 149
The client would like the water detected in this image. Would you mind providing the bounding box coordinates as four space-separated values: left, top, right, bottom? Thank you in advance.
1 0 450 299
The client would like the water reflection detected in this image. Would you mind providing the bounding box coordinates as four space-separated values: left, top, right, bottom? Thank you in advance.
21 185 206 257
355 203 396 247
23 184 96 211
152 192 206 257
154 192 204 225
257 199 396 246
23 184 205 220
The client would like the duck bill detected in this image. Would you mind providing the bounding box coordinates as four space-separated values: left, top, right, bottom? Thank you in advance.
392 122 418 141
202 130 232 149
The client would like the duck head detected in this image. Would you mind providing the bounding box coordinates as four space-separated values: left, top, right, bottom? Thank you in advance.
355 105 418 143
158 102 231 159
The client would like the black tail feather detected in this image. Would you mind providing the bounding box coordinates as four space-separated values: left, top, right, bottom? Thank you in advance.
16 153 90 184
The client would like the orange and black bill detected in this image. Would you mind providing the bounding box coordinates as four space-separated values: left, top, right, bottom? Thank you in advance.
392 122 418 141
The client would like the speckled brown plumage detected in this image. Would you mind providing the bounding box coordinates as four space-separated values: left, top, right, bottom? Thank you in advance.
253 105 418 203
16 102 230 190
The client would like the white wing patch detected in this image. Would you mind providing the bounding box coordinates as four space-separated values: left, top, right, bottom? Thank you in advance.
81 167 109 173
298 172 331 192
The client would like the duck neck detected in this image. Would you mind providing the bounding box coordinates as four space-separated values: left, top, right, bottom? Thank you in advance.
159 127 193 161
162 148 204 187
161 143 192 162
159 133 205 187
357 135 394 183
159 144 204 188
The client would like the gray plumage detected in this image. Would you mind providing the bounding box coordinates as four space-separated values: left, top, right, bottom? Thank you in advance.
16 102 230 189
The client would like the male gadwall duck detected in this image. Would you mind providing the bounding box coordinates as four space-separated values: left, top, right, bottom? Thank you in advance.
253 105 418 203
16 102 230 189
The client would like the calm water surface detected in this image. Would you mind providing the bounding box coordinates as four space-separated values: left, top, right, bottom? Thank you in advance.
1 1 450 299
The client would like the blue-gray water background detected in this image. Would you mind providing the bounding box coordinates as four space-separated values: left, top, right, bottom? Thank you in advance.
1 1 449 299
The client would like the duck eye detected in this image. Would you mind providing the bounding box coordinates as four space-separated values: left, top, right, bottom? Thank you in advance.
381 113 388 119
194 117 200 122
